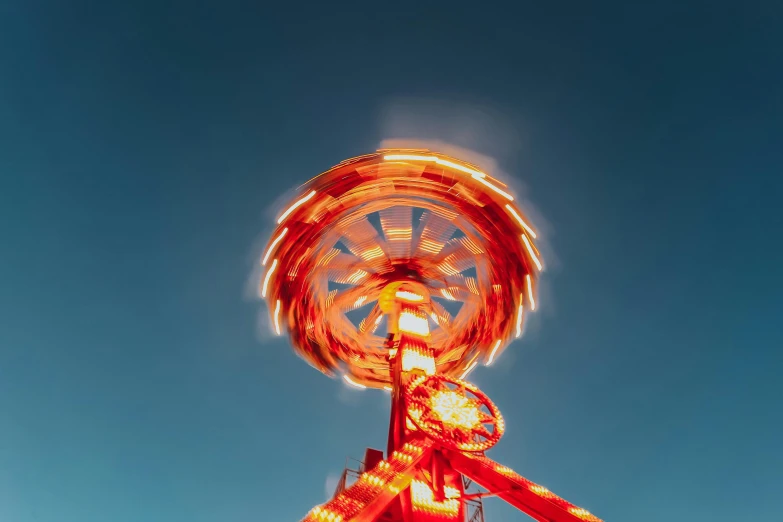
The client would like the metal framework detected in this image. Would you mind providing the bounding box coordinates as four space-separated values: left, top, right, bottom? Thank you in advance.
259 150 601 522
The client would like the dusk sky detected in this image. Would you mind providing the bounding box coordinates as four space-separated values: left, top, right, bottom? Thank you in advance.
1 2 781 521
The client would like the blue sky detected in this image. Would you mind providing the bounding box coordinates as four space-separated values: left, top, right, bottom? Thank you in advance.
1 1 781 521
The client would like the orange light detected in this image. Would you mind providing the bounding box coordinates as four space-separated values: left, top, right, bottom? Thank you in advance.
410 480 460 517
402 348 436 375
343 375 366 389
505 204 537 238
262 227 288 265
395 290 424 302
398 311 430 337
430 390 481 430
487 339 502 365
460 360 478 380
277 190 316 224
521 234 543 271
525 274 536 311
273 299 282 335
261 258 278 298
515 296 524 338
473 174 514 201
353 296 368 309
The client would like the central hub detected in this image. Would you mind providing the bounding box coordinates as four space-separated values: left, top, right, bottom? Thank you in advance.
430 390 481 430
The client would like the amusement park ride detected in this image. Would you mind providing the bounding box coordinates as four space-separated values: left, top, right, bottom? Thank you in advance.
259 150 602 522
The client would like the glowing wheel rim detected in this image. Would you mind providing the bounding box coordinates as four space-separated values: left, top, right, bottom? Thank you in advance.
406 374 504 452
260 149 542 388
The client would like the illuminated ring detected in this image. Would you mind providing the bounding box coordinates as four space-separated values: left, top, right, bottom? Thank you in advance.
405 374 504 452
259 149 542 388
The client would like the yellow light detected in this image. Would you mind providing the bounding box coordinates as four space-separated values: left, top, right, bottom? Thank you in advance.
525 274 536 311
273 299 282 335
398 311 430 336
343 375 366 389
515 296 524 338
459 360 478 380
277 190 316 224
505 204 537 238
410 480 460 517
487 339 502 365
345 269 369 284
439 288 457 300
569 507 601 521
430 390 481 430
521 234 543 271
395 290 424 302
436 157 486 178
473 174 514 200
353 296 368 308
261 258 278 298
530 484 556 499
262 227 288 265
402 349 436 375
360 246 385 260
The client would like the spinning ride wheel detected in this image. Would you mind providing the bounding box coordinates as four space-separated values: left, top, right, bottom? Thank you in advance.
260 149 542 388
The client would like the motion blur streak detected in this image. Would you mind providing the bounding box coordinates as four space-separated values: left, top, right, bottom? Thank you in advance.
487 339 502 365
277 189 316 224
473 175 514 201
261 258 278 298
273 299 282 335
505 204 537 238
526 274 536 311
343 374 367 389
262 227 288 265
515 298 524 338
521 234 543 271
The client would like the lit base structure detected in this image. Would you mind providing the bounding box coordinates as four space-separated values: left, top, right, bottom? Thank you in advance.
300 288 601 522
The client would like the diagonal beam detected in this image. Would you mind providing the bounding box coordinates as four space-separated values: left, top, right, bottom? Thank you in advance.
301 439 434 522
449 451 602 522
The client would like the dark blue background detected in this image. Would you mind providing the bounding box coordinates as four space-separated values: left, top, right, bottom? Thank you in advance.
1 2 781 520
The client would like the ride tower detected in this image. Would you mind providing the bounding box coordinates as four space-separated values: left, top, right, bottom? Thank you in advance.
259 150 601 522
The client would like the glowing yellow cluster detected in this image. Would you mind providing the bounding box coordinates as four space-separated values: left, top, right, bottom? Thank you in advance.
401 346 436 375
430 391 481 430
398 311 430 337
569 507 601 522
410 480 460 518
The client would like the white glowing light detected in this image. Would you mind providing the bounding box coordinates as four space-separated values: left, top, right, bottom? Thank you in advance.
343 375 366 389
505 204 537 238
526 274 536 311
262 227 289 265
473 174 514 200
487 339 502 365
273 299 282 335
277 190 316 224
261 259 278 298
515 297 524 338
521 234 543 271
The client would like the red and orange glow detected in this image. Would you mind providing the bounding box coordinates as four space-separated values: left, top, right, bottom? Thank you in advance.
258 149 543 389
